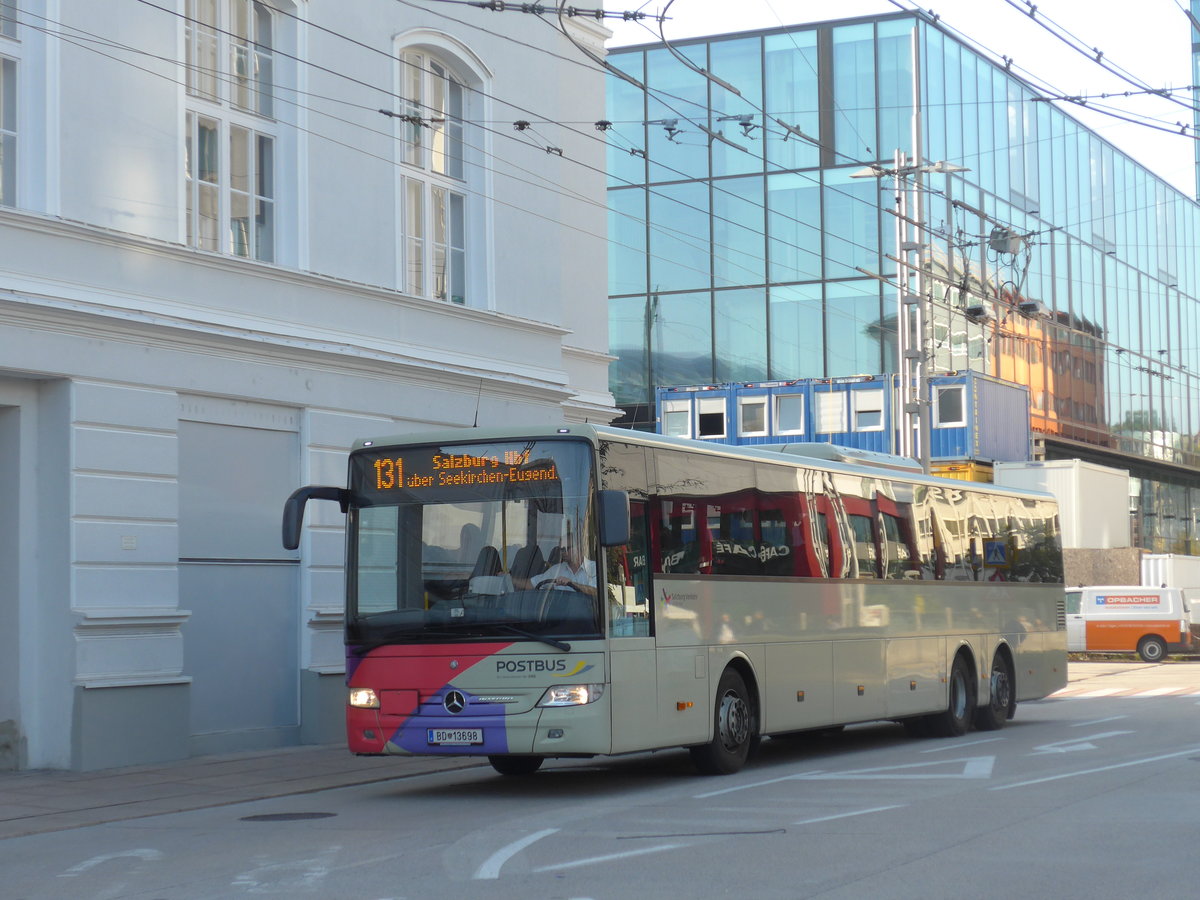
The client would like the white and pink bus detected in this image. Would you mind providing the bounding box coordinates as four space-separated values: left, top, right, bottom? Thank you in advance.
283 424 1067 776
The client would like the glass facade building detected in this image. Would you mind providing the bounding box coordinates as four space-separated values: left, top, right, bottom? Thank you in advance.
606 10 1200 553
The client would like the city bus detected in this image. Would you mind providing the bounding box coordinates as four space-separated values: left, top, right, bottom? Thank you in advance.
282 424 1067 776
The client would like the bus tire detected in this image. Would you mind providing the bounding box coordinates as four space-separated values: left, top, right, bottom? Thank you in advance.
927 653 975 738
1137 636 1167 662
690 668 757 775
974 650 1015 731
488 755 544 776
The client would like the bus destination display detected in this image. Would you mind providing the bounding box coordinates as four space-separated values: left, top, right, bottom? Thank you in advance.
364 447 559 493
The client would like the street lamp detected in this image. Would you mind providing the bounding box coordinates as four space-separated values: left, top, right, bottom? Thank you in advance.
851 152 969 473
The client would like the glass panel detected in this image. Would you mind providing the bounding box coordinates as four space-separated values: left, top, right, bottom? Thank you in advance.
823 168 879 281
775 394 803 434
936 385 965 426
1 1 15 39
255 134 274 262
767 172 821 283
713 175 764 287
714 289 767 382
430 61 448 175
401 53 423 166
449 191 465 304
230 125 250 257
876 19 914 158
831 24 876 162
610 295 648 405
649 180 710 292
253 1 274 118
825 280 882 377
764 30 819 170
645 44 709 183
768 283 823 378
0 56 14 207
431 185 448 300
609 187 647 296
651 291 712 387
709 37 763 178
188 0 219 100
197 116 220 252
405 179 424 295
739 399 766 435
446 78 464 180
606 52 646 188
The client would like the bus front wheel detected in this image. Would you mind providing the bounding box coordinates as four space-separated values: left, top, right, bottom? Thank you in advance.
690 668 758 775
488 755 544 776
1137 636 1167 663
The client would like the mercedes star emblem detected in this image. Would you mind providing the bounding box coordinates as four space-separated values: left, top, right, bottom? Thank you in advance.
443 690 467 714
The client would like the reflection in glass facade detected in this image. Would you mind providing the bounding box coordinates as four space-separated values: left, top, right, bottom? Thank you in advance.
607 11 1200 552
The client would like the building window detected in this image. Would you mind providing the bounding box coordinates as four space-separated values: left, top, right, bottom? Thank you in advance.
815 391 846 434
697 396 726 438
852 389 884 431
0 55 13 208
662 399 691 438
184 0 276 261
934 385 966 427
397 50 469 304
775 393 804 436
1 1 16 208
739 397 767 437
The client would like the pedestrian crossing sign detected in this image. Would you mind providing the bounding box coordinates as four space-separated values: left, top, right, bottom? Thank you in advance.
983 540 1008 567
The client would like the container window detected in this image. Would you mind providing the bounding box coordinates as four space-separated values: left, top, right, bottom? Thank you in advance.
697 397 726 438
739 398 767 436
934 385 966 427
815 391 846 434
775 394 804 435
852 389 884 431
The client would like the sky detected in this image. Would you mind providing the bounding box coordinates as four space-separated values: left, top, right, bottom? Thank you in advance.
601 0 1198 197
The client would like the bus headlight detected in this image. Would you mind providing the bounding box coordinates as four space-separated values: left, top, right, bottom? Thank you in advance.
348 688 380 709
537 684 605 707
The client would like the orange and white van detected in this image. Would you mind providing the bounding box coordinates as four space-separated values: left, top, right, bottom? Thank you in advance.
1065 586 1193 662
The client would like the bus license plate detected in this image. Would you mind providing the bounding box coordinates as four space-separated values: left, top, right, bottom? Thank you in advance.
427 728 483 746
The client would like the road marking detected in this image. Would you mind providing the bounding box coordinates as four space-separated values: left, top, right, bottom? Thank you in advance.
532 843 684 872
60 849 164 877
692 770 825 799
1028 730 1134 755
474 828 559 880
793 805 905 826
1132 687 1185 696
992 746 1200 790
921 736 1003 753
796 756 995 780
1066 688 1123 698
1072 715 1129 727
1053 686 1200 698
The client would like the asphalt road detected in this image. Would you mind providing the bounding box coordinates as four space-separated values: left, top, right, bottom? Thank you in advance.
4 661 1199 900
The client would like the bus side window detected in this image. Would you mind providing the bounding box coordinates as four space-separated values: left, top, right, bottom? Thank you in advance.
608 501 650 637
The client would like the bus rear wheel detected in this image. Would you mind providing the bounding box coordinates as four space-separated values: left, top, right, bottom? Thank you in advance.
926 654 975 738
1137 636 1167 663
488 755 544 776
690 668 757 775
974 651 1015 731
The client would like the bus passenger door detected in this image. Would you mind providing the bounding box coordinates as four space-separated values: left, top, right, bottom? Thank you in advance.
608 501 661 753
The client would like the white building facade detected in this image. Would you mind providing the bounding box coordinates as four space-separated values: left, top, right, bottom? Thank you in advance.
0 0 615 770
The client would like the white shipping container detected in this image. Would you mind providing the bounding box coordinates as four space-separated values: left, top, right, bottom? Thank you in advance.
1141 554 1200 626
994 460 1130 549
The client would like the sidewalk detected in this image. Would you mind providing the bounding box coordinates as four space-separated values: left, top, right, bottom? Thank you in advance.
0 744 484 840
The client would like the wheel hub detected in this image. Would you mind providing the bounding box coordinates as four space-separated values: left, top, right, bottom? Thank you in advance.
718 691 750 750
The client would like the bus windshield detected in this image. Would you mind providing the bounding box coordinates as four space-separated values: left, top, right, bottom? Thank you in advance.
346 438 599 645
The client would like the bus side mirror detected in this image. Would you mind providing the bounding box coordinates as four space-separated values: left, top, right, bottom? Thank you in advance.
282 486 350 551
598 489 630 547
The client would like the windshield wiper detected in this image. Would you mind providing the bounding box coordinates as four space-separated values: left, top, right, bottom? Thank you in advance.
493 623 571 652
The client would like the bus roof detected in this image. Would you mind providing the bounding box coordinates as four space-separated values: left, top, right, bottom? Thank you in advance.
351 424 1057 503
